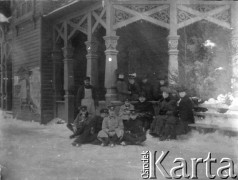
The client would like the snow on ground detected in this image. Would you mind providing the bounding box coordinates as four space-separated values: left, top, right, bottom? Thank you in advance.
0 111 238 180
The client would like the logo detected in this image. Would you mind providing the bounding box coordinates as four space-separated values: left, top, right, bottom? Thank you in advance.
141 151 237 179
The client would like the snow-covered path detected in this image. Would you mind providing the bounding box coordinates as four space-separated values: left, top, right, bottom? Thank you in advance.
0 111 237 180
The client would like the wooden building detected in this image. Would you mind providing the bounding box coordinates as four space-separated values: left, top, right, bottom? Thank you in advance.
0 0 238 124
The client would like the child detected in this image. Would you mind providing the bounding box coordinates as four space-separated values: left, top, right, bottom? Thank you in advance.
119 98 134 124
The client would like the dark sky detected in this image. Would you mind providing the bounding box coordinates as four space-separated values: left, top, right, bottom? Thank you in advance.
0 0 11 17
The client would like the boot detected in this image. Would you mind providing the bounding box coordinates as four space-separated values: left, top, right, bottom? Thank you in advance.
110 135 118 147
100 138 109 146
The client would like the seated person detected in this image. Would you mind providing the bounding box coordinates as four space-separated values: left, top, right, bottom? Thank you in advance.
122 109 146 145
140 74 153 101
119 98 134 123
153 78 167 101
150 87 178 140
72 108 109 146
97 105 124 147
128 74 141 101
134 92 155 132
66 106 92 146
116 73 131 102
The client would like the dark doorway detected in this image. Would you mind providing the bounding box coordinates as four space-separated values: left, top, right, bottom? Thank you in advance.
117 20 169 83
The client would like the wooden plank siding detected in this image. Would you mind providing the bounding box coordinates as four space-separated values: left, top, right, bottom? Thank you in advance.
11 1 56 123
12 17 41 122
40 18 54 124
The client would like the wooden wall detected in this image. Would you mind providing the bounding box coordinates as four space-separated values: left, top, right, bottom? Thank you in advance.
12 20 41 121
12 1 42 122
40 19 54 124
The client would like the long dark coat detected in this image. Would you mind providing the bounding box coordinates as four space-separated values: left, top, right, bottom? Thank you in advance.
128 82 141 101
76 85 97 107
134 101 154 130
116 79 131 101
123 118 146 145
176 95 194 135
73 115 103 144
178 95 195 124
150 97 178 138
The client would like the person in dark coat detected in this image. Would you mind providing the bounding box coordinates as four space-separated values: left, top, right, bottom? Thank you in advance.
128 74 141 101
134 92 155 131
176 86 195 135
116 74 131 102
140 75 153 101
122 109 146 145
150 87 178 140
97 105 124 147
72 108 109 146
66 106 92 146
76 77 97 115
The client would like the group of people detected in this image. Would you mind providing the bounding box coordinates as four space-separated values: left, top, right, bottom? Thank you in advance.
116 73 168 102
67 73 195 146
66 104 146 147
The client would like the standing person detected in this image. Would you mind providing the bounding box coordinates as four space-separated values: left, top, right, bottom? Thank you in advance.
122 109 146 145
153 78 167 100
134 92 154 132
72 108 109 146
76 77 97 115
177 86 195 135
116 73 131 102
128 74 140 101
119 98 134 124
97 105 124 147
140 74 153 101
150 87 178 140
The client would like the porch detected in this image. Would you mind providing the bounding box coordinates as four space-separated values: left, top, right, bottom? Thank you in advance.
43 0 238 123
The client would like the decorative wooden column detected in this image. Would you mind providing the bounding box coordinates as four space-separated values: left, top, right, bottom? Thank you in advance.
104 1 119 103
167 0 179 86
62 42 74 123
231 2 238 97
103 33 119 102
85 37 99 87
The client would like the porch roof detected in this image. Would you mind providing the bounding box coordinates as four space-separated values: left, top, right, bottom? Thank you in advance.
43 0 100 20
